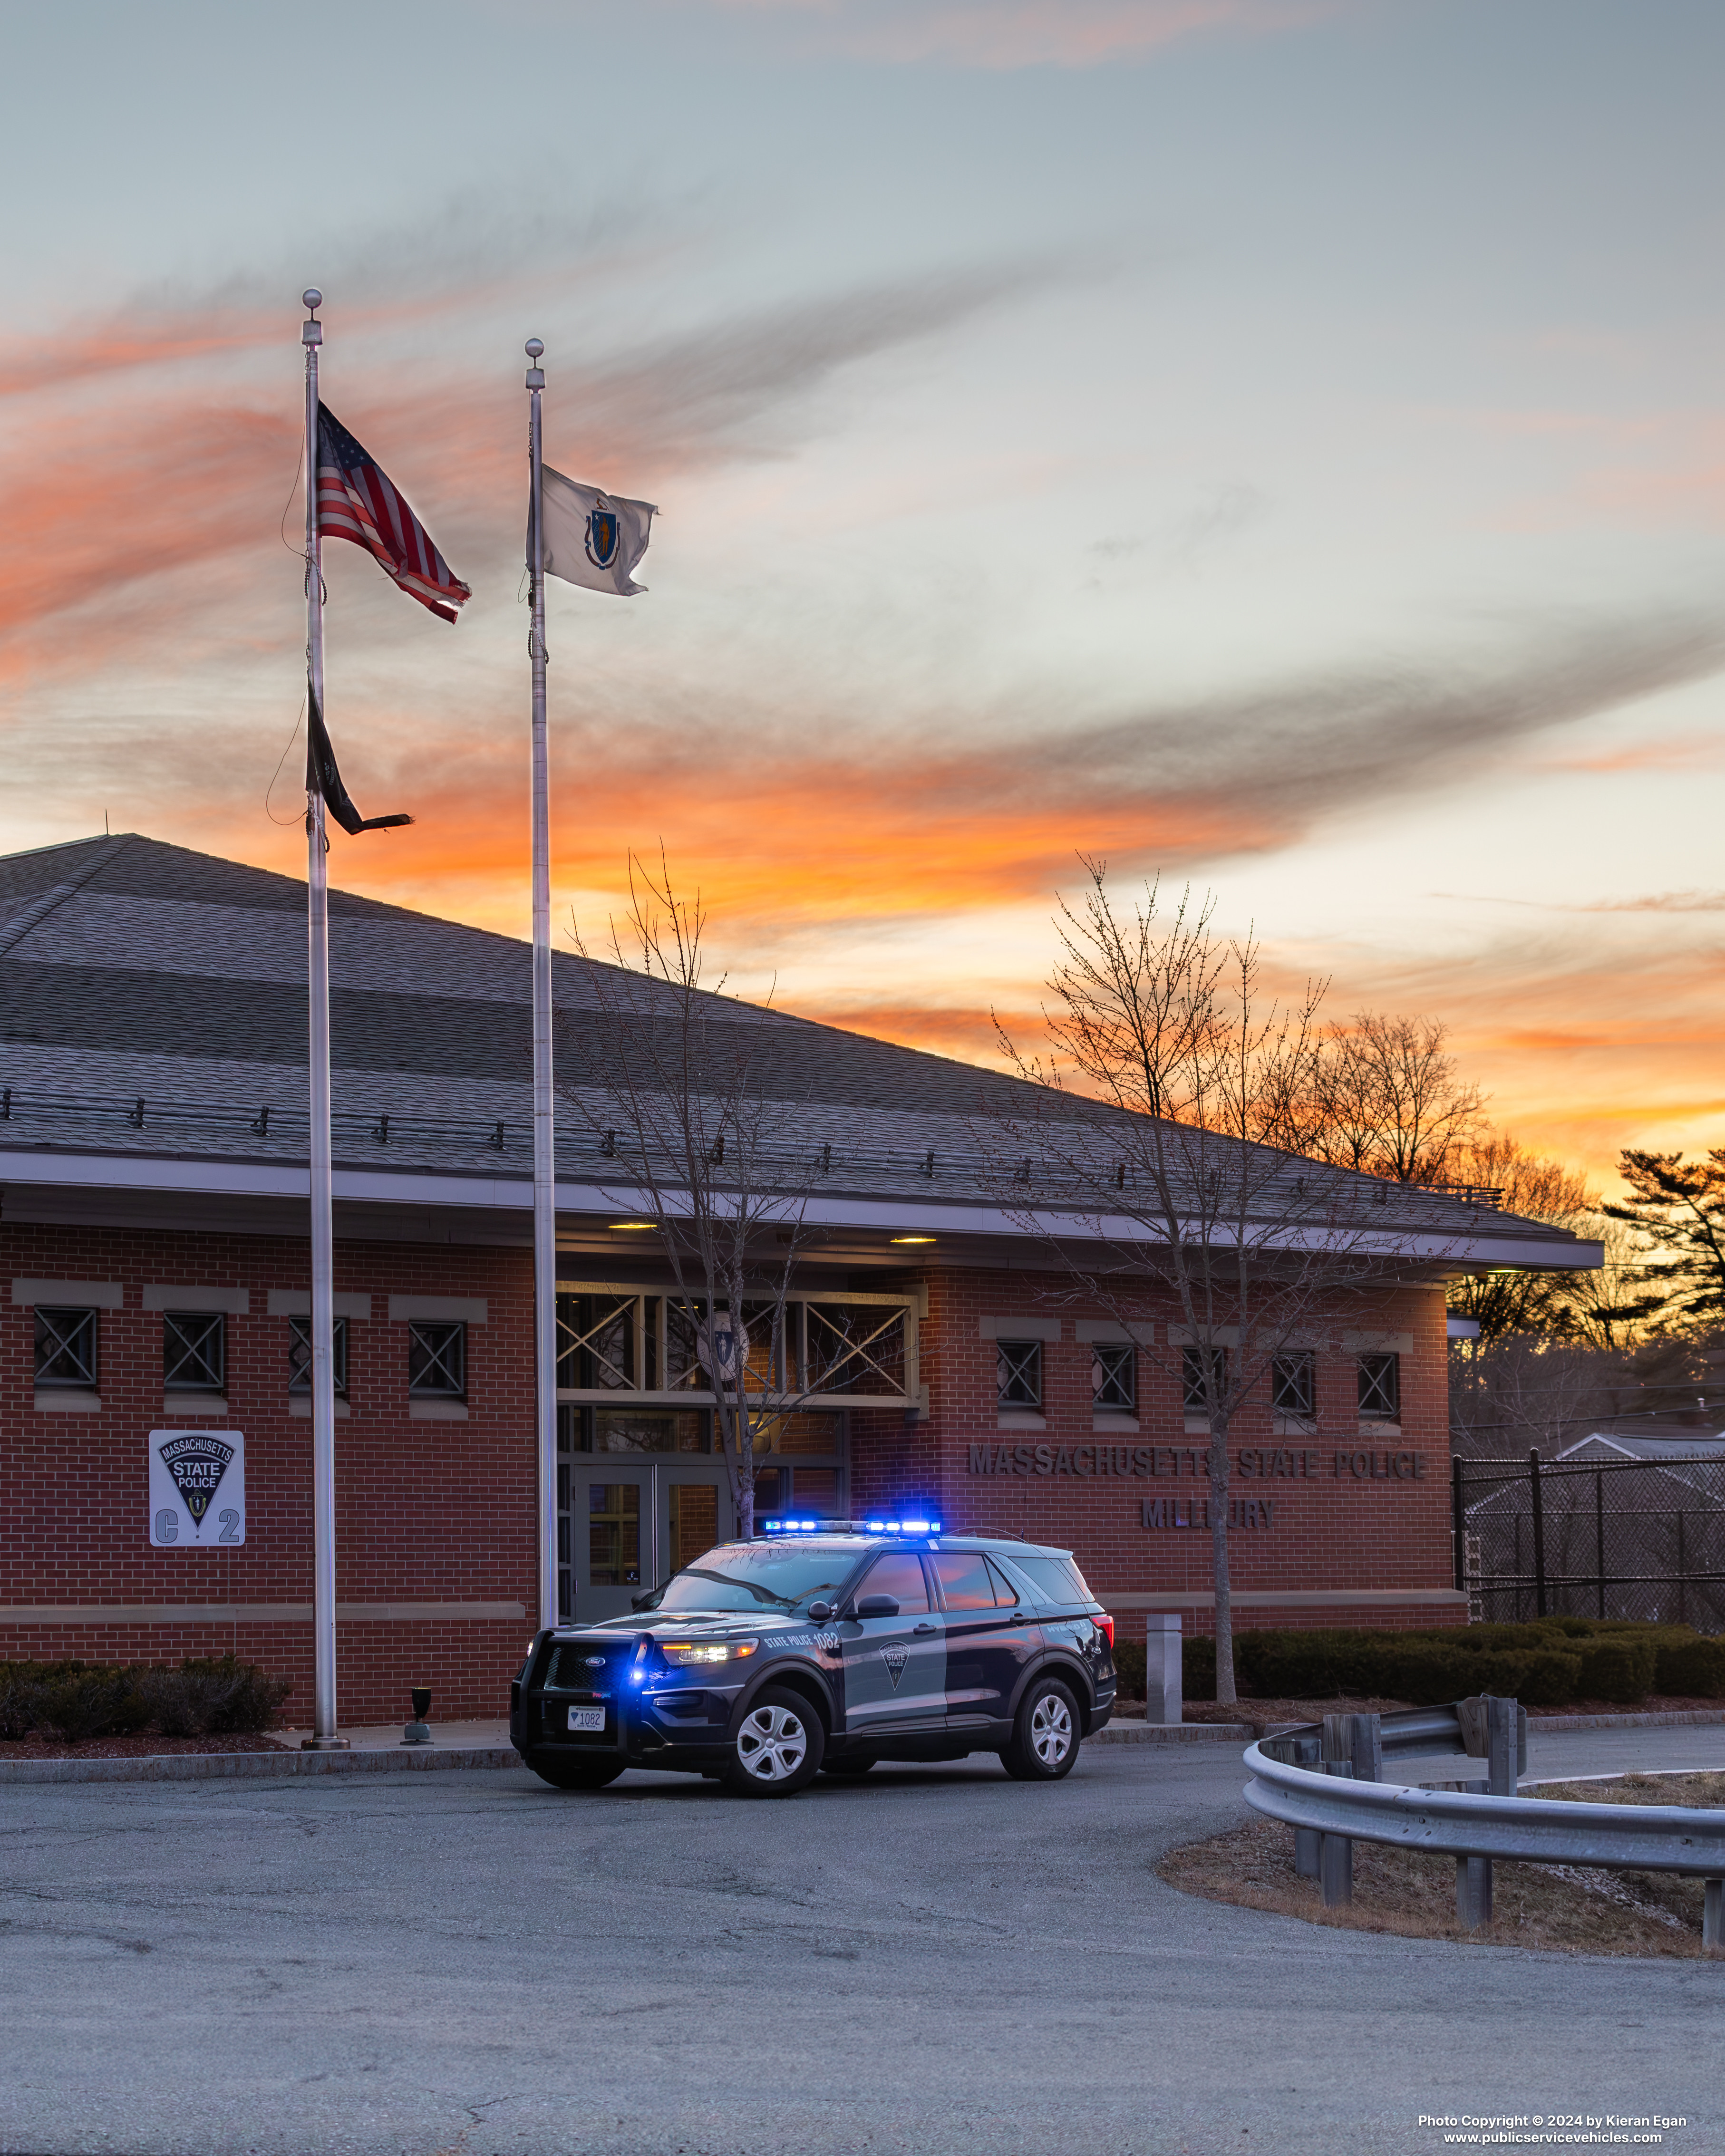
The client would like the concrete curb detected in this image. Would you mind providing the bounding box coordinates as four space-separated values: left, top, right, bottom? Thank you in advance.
1092 1720 1253 1745
0 1744 524 1786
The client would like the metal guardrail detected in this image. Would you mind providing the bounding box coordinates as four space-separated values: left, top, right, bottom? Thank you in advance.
1242 1697 1725 1950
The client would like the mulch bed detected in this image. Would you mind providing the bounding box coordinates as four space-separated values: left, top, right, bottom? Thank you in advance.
1159 1770 1725 1957
0 1731 292 1760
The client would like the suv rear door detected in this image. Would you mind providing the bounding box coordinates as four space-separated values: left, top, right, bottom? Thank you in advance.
931 1550 1039 1725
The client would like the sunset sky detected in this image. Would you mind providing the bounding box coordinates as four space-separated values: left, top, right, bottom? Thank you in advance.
2 0 1720 1190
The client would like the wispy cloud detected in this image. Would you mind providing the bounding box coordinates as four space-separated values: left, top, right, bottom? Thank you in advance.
1435 889 1725 917
0 253 1050 690
698 0 1349 68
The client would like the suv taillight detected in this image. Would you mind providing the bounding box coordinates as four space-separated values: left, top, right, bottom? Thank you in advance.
1093 1614 1115 1648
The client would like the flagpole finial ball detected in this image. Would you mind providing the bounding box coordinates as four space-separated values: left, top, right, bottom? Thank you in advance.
302 288 323 313
525 338 544 359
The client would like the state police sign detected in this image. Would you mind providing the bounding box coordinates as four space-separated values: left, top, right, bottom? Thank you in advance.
148 1428 245 1547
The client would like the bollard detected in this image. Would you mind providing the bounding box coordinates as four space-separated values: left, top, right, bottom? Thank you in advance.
1705 1879 1723 1958
1145 1614 1182 1726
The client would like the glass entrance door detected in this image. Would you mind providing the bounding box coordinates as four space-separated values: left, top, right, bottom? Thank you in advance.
560 1428 735 1624
567 1466 652 1624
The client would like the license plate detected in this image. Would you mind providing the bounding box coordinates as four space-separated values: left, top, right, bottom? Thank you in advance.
567 1707 606 1733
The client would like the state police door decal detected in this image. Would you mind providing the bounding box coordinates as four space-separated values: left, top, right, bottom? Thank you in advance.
149 1428 246 1547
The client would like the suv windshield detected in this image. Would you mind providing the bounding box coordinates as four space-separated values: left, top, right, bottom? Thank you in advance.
651 1540 861 1613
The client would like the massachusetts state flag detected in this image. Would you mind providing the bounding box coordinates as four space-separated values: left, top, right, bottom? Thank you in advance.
316 403 471 622
536 467 656 597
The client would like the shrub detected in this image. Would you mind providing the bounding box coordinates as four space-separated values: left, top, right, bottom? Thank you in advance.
32 1668 150 1743
1183 1634 1217 1701
1572 1636 1657 1703
138 1656 291 1738
1652 1633 1725 1698
1113 1642 1146 1699
0 1655 289 1743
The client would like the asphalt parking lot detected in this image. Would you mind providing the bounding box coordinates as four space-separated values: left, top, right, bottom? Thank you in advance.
1 1726 1720 2156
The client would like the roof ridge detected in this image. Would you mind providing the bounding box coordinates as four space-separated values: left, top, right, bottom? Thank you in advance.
0 833 132 961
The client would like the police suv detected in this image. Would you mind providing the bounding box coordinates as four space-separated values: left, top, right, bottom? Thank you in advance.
510 1518 1117 1797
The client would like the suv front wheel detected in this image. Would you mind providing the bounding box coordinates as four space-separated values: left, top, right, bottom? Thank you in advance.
722 1688 824 1797
1001 1677 1080 1782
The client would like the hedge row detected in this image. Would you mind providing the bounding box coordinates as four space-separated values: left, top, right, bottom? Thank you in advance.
0 1656 291 1743
1111 1619 1724 1708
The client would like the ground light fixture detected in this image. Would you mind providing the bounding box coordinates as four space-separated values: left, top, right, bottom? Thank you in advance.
402 1687 432 1745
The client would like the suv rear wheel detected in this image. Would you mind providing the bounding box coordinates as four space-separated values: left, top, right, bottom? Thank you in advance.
1001 1677 1080 1782
722 1688 824 1797
529 1753 627 1791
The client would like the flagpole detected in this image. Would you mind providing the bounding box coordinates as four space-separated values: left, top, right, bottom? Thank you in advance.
526 338 558 1632
302 289 345 1749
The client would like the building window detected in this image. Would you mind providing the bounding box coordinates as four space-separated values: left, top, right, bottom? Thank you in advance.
1090 1342 1135 1412
995 1339 1042 1409
35 1307 97 1389
409 1319 466 1399
288 1316 349 1396
1357 1352 1400 1420
1271 1351 1316 1420
1182 1344 1228 1412
164 1312 225 1392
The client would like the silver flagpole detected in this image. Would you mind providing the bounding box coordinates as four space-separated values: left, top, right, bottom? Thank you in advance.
525 338 558 1632
302 289 346 1749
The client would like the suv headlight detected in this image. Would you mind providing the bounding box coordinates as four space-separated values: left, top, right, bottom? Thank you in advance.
659 1638 759 1665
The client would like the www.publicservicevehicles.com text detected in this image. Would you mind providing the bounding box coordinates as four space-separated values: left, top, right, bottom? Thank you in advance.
1420 2120 1686 2147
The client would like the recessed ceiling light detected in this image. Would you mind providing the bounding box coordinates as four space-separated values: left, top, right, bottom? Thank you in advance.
609 1221 655 1231
891 1234 937 1245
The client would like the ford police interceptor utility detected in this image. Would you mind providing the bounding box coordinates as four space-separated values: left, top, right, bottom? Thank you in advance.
510 1519 1117 1797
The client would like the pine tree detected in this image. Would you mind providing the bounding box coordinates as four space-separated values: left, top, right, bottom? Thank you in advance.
1601 1150 1725 1332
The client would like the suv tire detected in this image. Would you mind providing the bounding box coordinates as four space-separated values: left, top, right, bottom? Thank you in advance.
722 1688 824 1797
529 1753 627 1791
1001 1677 1080 1782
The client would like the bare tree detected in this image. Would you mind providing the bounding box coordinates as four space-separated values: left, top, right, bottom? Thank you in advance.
563 852 823 1544
1444 1131 1593 1343
1307 1012 1486 1186
989 862 1402 1706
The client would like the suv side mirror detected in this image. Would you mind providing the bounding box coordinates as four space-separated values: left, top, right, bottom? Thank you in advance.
806 1601 835 1623
854 1594 900 1619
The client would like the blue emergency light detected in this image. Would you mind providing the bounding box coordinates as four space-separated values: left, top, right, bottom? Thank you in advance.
760 1518 823 1534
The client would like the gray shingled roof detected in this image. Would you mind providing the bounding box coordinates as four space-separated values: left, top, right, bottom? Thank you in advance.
0 832 1588 1254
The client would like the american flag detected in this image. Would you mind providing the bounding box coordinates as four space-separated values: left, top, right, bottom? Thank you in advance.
315 403 471 622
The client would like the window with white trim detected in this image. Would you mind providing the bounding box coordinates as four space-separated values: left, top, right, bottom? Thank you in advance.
35 1307 97 1389
1090 1342 1135 1412
1271 1351 1316 1420
996 1339 1042 1409
1182 1344 1227 1412
409 1319 466 1399
1357 1352 1400 1420
289 1316 349 1396
164 1312 225 1392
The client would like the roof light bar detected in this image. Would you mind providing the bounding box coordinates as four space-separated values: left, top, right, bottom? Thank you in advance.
755 1516 943 1537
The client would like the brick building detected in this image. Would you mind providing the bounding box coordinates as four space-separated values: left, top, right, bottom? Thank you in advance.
0 836 1597 1722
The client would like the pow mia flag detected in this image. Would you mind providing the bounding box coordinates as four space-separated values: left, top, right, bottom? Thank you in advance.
149 1429 246 1547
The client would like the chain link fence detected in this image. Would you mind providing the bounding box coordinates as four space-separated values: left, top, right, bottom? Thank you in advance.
1454 1450 1725 1630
